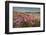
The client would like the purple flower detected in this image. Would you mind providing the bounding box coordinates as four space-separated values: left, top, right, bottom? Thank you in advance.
13 15 35 27
23 15 33 22
14 16 24 27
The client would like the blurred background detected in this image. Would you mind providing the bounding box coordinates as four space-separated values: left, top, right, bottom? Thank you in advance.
13 7 40 28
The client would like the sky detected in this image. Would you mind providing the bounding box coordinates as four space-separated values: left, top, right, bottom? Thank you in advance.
13 7 40 12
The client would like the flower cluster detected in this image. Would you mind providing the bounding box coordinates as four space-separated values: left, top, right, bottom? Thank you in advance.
13 13 36 27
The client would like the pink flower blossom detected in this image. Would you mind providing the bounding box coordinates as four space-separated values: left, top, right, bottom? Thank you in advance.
14 15 35 27
14 16 24 27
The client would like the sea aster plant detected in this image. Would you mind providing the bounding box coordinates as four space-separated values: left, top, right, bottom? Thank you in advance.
13 14 35 27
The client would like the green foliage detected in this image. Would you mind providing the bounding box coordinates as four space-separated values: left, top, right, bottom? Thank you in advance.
22 22 32 27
